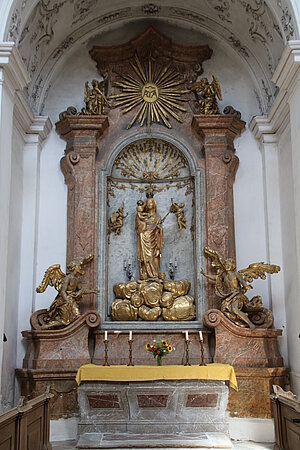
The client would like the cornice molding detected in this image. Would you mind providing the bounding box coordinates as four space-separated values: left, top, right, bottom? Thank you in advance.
272 40 300 91
0 42 30 91
14 89 52 142
250 41 300 142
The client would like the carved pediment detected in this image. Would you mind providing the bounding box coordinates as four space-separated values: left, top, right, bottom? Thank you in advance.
90 26 212 76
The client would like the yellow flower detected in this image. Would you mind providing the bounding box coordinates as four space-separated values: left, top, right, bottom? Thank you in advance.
168 345 172 352
162 340 168 346
146 342 151 350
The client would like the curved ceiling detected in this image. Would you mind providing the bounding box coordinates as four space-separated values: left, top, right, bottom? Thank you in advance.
4 0 298 114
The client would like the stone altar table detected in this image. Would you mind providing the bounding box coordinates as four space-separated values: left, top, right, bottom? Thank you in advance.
76 364 236 448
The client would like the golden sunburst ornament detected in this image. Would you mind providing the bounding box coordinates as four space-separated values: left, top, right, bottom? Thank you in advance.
111 54 188 129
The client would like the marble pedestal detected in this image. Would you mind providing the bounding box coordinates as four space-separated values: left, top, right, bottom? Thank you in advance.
76 380 232 448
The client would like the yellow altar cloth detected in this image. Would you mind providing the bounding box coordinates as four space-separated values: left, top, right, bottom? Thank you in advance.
76 363 238 390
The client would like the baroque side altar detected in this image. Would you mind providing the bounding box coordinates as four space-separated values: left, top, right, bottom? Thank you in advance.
16 28 288 441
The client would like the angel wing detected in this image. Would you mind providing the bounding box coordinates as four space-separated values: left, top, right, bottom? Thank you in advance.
204 246 226 274
239 263 280 283
36 264 65 294
188 81 202 92
84 81 91 103
211 75 222 100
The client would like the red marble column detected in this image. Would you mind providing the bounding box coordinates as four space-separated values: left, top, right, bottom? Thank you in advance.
192 115 245 309
56 115 109 311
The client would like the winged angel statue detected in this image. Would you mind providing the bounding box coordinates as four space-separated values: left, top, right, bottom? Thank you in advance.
201 247 280 329
36 254 98 329
81 79 110 115
189 75 222 114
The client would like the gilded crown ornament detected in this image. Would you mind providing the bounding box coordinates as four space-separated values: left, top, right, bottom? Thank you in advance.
111 53 188 128
201 247 280 329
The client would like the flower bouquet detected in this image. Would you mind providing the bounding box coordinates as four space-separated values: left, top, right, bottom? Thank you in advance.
146 340 174 366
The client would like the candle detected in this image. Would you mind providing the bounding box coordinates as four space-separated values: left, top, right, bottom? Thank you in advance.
124 260 127 269
129 330 132 340
104 331 108 340
199 331 203 341
174 258 177 268
185 331 189 341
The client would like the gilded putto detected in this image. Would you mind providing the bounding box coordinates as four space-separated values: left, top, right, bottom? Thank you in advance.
201 247 280 329
36 254 98 329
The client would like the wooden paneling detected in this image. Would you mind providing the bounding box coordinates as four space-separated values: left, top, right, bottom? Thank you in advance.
0 392 53 450
272 395 300 450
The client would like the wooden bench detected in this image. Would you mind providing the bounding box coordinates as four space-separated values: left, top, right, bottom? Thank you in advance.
0 390 53 450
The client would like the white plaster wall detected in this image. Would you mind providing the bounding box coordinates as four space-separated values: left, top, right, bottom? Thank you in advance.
234 130 269 306
1 122 24 410
0 77 14 411
278 126 300 393
34 130 67 312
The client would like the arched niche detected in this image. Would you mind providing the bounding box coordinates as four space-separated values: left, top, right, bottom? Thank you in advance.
97 133 206 330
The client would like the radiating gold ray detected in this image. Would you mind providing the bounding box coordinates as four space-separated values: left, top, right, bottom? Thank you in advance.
158 70 179 85
112 85 140 94
152 103 160 123
159 78 186 89
148 57 152 83
135 53 147 82
154 61 172 85
114 78 140 88
155 102 171 128
157 99 182 122
159 89 189 96
149 103 153 123
138 102 148 126
131 55 147 84
110 92 141 100
123 98 144 113
159 96 187 112
127 103 145 129
113 97 140 107
129 63 145 85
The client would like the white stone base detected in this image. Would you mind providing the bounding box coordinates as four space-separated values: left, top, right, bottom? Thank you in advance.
50 417 275 444
76 432 233 448
229 418 275 443
50 418 79 442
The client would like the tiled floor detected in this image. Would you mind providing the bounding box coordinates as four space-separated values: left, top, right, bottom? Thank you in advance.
51 441 274 449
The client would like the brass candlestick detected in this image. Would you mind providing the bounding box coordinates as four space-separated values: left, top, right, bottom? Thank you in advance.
184 340 191 366
127 339 134 366
199 339 206 366
103 339 110 366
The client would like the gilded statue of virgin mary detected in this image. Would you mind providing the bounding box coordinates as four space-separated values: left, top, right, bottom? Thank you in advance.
136 197 163 280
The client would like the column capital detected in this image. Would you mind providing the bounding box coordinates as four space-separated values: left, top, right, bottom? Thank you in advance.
191 115 246 145
56 115 109 150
